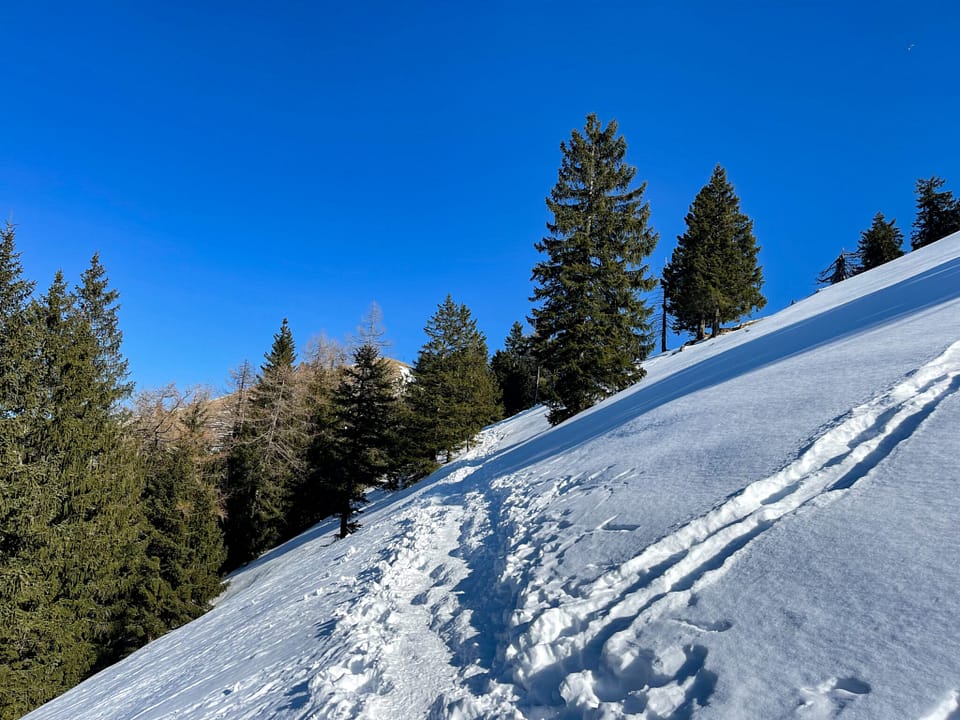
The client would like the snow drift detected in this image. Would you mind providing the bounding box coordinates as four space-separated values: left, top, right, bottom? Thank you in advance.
26 232 960 720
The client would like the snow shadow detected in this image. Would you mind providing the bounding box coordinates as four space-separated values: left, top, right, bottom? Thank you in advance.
477 257 960 481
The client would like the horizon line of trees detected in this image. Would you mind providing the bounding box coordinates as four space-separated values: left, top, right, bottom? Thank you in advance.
0 223 504 717
817 176 960 285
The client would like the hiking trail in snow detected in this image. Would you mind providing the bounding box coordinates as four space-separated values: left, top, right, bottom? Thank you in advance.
440 340 960 719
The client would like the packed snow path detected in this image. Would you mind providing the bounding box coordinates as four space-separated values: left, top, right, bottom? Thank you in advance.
26 234 960 719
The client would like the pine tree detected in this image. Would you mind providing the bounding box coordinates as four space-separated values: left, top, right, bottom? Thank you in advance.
491 321 539 417
328 342 402 537
663 164 765 341
406 296 501 468
531 114 658 424
857 212 904 271
911 176 960 250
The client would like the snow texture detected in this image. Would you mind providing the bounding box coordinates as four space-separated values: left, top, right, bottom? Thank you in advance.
26 232 960 719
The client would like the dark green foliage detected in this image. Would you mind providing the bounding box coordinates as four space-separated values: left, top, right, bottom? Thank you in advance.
816 249 861 285
329 343 402 537
406 296 501 467
0 260 150 716
911 176 960 250
286 336 348 536
857 212 904 271
134 390 225 640
663 164 765 340
531 114 658 424
222 319 308 569
0 237 229 718
491 321 539 417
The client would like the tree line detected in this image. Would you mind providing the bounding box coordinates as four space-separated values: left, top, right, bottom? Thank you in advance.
0 227 502 716
817 176 960 284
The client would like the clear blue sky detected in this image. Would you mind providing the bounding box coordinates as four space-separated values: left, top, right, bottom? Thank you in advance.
2 1 957 392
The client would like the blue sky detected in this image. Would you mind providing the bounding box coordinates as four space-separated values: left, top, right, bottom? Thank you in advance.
2 1 957 392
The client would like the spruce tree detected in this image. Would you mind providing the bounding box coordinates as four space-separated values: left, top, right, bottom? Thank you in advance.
1 267 149 712
0 225 56 720
491 321 539 417
911 176 960 250
857 212 904 271
531 114 658 424
663 164 765 340
328 342 402 537
406 296 500 468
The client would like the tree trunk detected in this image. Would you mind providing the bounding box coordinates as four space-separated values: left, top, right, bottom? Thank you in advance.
711 307 721 337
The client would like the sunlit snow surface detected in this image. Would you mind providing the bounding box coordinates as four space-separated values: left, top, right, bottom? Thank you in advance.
27 234 960 720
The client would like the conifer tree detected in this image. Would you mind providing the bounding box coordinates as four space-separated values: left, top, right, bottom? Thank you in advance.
531 114 658 424
911 176 960 250
1 266 149 711
0 223 35 415
663 164 765 340
222 319 308 569
289 335 346 535
857 212 904 271
491 321 539 417
328 340 402 537
133 388 225 639
406 296 500 468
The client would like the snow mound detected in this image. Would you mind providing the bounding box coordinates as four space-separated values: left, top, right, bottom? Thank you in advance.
27 232 960 720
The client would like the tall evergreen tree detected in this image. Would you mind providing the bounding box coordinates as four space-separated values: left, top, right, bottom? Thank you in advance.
857 212 904 271
328 342 402 537
663 164 765 341
531 114 658 424
406 296 500 469
75 252 133 404
911 176 960 250
0 223 35 416
0 225 54 720
491 321 539 417
222 319 308 569
1 266 149 714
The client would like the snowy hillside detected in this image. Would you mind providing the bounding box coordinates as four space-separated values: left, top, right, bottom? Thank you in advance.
27 233 960 720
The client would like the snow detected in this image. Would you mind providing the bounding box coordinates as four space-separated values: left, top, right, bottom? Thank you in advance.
26 232 960 720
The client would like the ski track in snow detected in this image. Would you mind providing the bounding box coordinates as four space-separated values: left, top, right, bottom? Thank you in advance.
452 341 960 719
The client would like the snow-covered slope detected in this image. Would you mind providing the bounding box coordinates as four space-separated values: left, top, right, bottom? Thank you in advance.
27 234 960 720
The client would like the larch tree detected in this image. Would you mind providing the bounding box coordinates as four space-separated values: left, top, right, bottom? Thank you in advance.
857 212 904 271
530 114 658 424
663 164 765 340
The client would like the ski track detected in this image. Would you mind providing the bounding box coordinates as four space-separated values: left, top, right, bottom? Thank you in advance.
481 341 960 719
